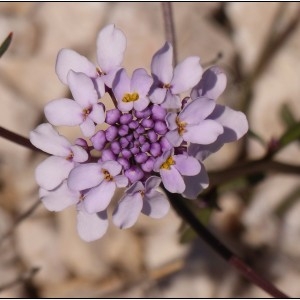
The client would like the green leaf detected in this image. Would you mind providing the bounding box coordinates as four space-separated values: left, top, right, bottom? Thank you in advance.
248 129 266 146
280 103 297 128
0 32 13 58
278 122 300 150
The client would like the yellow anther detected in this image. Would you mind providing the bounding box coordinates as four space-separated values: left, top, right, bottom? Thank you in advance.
122 92 139 103
163 83 171 89
176 117 186 136
82 107 91 120
160 156 175 170
102 169 113 181
139 190 145 197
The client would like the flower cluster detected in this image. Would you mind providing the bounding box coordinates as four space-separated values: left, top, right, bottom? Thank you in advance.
30 24 248 242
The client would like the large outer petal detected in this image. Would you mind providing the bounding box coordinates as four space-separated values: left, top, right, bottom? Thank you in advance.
45 99 83 126
191 66 227 100
183 120 224 144
68 163 103 191
80 118 96 137
70 145 88 163
97 24 126 73
30 123 70 156
179 97 216 124
77 208 108 242
89 103 105 125
171 57 202 94
112 193 143 229
36 156 74 190
113 69 131 103
131 68 153 97
40 181 79 211
174 154 201 176
182 163 209 199
84 181 116 213
67 71 98 107
160 167 185 193
55 49 97 85
142 190 170 218
151 42 173 83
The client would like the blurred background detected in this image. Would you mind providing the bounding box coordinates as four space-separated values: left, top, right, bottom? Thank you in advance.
1 2 300 297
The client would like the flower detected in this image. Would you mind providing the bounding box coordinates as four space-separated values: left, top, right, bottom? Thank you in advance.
112 176 170 229
149 42 203 109
30 123 88 190
45 71 105 137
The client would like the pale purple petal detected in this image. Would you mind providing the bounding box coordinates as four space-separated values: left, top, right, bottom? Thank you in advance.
113 69 131 101
182 164 209 199
114 175 128 188
142 191 170 218
94 77 106 98
89 103 105 125
133 97 150 111
112 193 143 229
174 154 201 176
145 176 161 192
45 99 83 126
84 181 116 213
40 181 79 211
151 42 173 84
160 167 185 193
101 67 121 88
118 100 134 112
101 160 122 176
55 49 97 85
165 112 177 130
68 163 103 191
77 208 108 242
165 130 183 147
209 105 248 141
36 156 74 190
161 92 181 110
70 145 88 163
67 71 98 107
97 24 126 73
126 181 145 195
179 97 216 124
183 120 224 144
80 118 96 137
171 57 202 94
191 66 227 100
149 87 167 104
30 123 70 156
131 68 153 96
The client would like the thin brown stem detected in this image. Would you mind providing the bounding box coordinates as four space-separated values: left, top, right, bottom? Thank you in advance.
161 2 177 64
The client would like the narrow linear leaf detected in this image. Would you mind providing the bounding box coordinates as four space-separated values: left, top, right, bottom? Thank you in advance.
278 122 300 150
280 103 297 128
248 129 266 146
0 32 13 58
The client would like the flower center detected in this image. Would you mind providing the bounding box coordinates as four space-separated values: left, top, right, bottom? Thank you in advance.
176 117 186 136
160 156 175 170
102 169 113 181
82 107 91 120
162 83 171 89
66 151 74 161
122 92 139 103
96 67 106 76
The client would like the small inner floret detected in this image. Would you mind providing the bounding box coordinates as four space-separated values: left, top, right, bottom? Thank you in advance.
102 169 113 181
122 92 139 103
160 156 175 170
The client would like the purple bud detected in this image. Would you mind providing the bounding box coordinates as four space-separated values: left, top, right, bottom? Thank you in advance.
141 118 154 129
147 130 158 143
141 157 155 172
120 113 133 125
91 130 107 150
151 105 167 121
134 107 151 119
134 140 140 147
130 146 140 155
102 149 116 161
129 120 139 130
150 142 161 157
117 157 130 170
125 166 144 184
135 152 148 164
110 141 121 155
138 135 146 144
121 149 132 159
118 125 129 136
154 120 167 135
140 142 150 152
119 137 129 148
105 126 118 142
105 109 121 125
160 136 172 152
126 134 134 142
75 138 89 149
136 125 145 135
133 131 139 139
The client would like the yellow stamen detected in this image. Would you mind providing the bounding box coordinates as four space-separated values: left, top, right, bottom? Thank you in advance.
160 156 175 170
102 169 113 181
66 152 74 161
122 92 139 103
163 83 171 89
82 107 91 120
176 117 186 136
